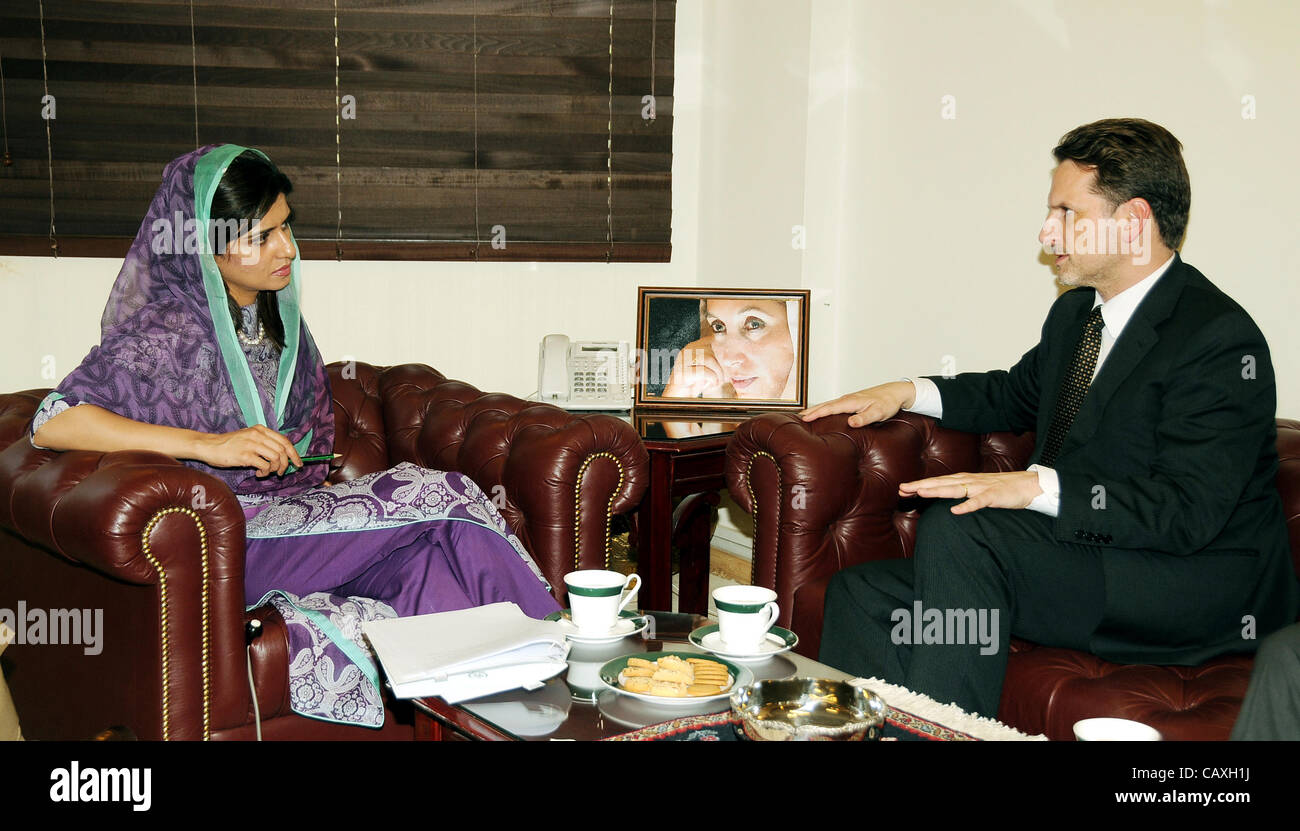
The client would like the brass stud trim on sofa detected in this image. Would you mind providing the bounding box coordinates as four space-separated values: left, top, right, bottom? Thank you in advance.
574 452 624 569
744 451 779 588
140 506 211 741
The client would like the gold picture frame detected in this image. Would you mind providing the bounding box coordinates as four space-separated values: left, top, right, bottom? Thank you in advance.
634 287 810 412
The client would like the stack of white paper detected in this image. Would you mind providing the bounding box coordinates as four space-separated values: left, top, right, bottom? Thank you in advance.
362 602 569 703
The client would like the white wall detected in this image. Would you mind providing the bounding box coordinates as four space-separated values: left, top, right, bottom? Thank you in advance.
0 1 712 398
804 0 1300 414
8 1 1294 405
4 1 1298 558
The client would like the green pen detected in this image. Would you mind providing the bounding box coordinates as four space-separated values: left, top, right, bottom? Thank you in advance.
298 453 342 463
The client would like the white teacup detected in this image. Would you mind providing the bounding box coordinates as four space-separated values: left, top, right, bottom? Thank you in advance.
564 570 640 633
1072 718 1162 741
713 585 779 652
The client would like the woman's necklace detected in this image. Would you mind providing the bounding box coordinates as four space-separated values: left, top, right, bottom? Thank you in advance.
238 318 265 346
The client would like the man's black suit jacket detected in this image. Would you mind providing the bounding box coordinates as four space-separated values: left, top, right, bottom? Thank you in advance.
925 255 1298 664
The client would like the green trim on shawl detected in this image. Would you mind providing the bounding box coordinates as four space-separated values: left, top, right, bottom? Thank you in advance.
250 590 385 729
282 428 314 475
193 144 303 434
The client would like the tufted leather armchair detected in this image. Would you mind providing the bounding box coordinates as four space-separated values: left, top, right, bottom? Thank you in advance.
725 411 1300 740
0 362 647 740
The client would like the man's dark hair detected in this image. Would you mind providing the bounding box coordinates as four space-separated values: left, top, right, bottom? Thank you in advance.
1053 118 1190 250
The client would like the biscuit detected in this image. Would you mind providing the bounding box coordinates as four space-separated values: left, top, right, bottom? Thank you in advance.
658 655 690 673
619 655 732 697
622 676 652 693
650 680 687 697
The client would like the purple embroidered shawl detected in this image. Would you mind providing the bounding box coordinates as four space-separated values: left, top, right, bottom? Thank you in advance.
47 145 333 497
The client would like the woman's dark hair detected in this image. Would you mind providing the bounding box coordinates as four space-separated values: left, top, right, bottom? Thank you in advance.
1052 118 1191 250
209 149 294 350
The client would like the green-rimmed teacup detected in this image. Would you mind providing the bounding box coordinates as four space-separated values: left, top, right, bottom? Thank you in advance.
713 585 779 652
563 570 640 633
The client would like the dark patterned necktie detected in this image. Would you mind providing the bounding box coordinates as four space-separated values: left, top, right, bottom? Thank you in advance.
1039 305 1104 466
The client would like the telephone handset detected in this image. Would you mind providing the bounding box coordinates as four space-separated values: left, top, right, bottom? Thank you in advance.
537 334 633 411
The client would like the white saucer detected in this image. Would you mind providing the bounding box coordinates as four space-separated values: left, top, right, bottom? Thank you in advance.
545 610 649 644
688 624 799 661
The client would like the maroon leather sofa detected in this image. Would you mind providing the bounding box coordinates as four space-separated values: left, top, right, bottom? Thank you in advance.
0 362 647 740
725 411 1300 740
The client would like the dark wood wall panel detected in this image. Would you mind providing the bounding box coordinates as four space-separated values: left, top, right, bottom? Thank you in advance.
0 0 674 261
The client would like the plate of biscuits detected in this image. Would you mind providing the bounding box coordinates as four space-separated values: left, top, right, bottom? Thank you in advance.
599 652 748 706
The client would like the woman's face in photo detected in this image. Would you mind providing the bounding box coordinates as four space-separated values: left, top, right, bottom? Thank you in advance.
215 193 296 306
703 298 794 399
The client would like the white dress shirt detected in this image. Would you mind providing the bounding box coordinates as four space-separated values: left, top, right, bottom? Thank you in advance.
904 254 1176 516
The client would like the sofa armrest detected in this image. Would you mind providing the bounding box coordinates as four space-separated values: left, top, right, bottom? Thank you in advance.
725 412 896 628
327 361 389 482
725 411 1035 630
0 438 252 739
371 364 648 592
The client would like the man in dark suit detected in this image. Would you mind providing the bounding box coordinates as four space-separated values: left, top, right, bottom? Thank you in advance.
804 118 1298 719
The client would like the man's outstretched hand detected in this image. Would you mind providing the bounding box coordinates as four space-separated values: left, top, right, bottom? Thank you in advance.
899 471 1043 515
798 381 916 428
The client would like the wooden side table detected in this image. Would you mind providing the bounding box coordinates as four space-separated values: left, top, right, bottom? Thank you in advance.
630 415 741 614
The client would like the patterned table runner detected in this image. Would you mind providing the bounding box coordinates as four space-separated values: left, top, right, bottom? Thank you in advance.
605 677 1047 742
605 709 966 741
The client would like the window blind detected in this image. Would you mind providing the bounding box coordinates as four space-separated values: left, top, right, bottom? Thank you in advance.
0 0 673 262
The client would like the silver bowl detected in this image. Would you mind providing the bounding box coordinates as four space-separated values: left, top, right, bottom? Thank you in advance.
730 678 887 741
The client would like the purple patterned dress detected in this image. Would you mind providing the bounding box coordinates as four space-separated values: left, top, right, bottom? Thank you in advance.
31 146 560 727
33 304 560 728
33 303 558 619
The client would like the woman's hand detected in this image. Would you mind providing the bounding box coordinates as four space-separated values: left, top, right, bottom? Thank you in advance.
29 404 308 477
662 338 730 398
196 425 304 477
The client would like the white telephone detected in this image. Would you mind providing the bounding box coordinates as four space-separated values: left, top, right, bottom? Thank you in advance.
537 334 633 411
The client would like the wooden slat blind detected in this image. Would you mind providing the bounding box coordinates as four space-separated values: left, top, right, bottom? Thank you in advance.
0 0 673 261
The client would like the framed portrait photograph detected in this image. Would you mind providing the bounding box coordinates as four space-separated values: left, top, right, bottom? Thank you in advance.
635 287 810 412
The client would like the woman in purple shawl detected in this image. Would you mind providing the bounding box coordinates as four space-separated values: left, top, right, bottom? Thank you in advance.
30 145 559 726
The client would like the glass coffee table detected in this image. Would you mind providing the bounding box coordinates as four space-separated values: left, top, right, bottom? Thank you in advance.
411 611 850 741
